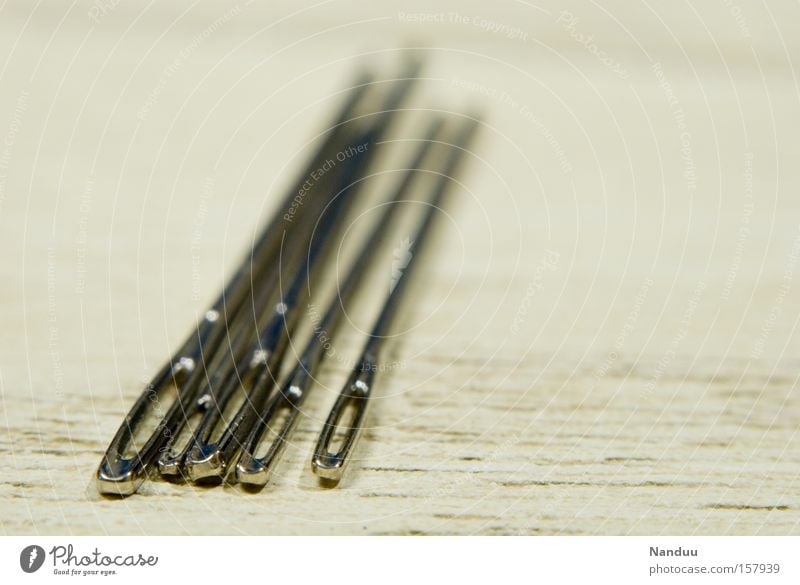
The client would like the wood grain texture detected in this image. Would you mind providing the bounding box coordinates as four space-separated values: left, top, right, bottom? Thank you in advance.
1 0 799 535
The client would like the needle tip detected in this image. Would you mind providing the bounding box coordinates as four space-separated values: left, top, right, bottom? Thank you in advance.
156 455 184 481
184 449 227 483
235 459 271 488
311 452 346 483
96 463 145 497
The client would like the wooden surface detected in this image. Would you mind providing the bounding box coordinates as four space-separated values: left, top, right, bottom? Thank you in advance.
1 0 799 535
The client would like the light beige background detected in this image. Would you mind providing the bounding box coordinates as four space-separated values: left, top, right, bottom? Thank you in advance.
1 0 799 534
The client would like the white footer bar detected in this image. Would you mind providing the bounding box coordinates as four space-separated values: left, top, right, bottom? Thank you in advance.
1 536 797 584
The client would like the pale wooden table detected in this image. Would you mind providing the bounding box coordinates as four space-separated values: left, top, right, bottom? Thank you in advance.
1 0 799 535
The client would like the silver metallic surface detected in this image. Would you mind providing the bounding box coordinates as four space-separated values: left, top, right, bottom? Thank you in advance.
236 118 446 487
312 115 482 484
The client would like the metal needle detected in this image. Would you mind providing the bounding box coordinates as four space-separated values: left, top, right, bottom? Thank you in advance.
183 65 423 482
235 117 446 487
181 151 362 482
311 115 482 483
95 72 376 496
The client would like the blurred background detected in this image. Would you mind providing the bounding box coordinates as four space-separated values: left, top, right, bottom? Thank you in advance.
1 0 798 535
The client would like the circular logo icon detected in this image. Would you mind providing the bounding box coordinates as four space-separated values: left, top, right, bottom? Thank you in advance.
20 545 46 573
